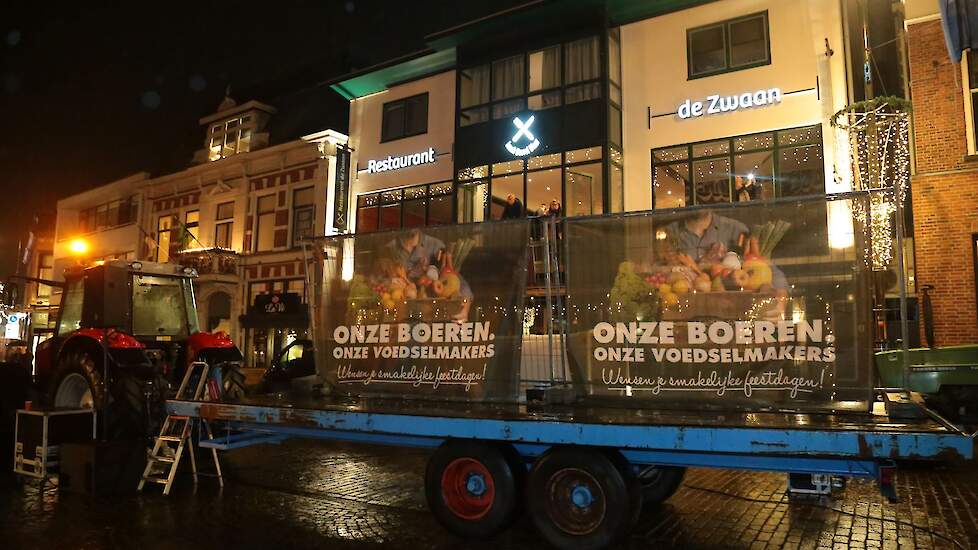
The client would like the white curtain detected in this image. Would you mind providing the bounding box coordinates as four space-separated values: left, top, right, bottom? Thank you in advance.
565 36 599 84
492 55 525 100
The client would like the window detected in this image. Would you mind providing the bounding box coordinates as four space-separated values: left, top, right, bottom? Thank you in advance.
78 197 137 233
184 210 199 247
354 182 454 233
292 187 315 245
208 115 253 161
131 274 193 338
457 146 604 222
458 35 601 127
36 253 53 299
57 279 83 336
381 93 428 142
651 125 823 209
215 201 234 249
965 50 978 154
688 12 770 79
255 194 276 252
157 215 173 263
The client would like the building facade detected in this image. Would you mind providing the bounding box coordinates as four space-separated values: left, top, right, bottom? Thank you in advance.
336 0 864 233
50 94 348 376
332 0 911 347
905 0 978 346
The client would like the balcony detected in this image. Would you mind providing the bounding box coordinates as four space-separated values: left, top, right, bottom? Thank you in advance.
175 247 239 279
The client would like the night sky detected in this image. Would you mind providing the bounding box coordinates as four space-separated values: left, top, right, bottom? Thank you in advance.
0 1 526 277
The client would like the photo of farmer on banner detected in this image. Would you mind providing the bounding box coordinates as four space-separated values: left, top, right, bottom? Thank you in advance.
381 229 474 321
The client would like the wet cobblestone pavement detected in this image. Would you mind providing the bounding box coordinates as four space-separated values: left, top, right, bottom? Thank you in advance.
3 439 978 549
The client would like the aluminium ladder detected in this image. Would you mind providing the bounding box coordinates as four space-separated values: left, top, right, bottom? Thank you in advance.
138 361 223 495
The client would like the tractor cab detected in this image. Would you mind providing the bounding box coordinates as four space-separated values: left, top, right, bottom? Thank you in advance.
56 260 201 344
35 260 243 436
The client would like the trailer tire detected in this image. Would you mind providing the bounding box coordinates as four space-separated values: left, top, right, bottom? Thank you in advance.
425 440 520 539
637 465 686 506
527 447 636 550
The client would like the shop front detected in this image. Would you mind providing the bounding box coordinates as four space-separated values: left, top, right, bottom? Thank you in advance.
239 290 308 382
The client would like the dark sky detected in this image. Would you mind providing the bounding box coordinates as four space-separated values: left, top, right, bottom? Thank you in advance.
0 1 526 277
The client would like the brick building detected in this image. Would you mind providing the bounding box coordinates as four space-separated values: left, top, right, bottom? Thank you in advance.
906 0 978 345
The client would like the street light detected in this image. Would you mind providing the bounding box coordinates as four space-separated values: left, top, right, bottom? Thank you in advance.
68 238 88 256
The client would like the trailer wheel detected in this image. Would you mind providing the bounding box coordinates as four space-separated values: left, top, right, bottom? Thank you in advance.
527 447 636 550
637 465 686 506
425 440 520 539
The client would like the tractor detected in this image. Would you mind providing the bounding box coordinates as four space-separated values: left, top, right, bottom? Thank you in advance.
34 259 245 437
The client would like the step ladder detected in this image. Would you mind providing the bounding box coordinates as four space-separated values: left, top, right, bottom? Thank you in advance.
138 361 224 495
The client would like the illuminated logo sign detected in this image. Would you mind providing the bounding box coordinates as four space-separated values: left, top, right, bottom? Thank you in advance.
505 115 540 156
678 88 782 119
366 147 437 174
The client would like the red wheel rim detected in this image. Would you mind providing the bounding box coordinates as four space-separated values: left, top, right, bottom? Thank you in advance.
441 457 495 520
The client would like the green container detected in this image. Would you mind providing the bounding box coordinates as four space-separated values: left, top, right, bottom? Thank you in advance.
875 344 978 393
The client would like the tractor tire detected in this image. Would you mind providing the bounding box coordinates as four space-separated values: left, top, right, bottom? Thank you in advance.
218 362 246 401
47 351 150 439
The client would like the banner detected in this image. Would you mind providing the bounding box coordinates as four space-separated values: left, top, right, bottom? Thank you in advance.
562 195 875 412
332 146 352 232
311 220 530 401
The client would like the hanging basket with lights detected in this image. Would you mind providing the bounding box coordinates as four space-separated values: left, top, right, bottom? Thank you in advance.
830 97 912 270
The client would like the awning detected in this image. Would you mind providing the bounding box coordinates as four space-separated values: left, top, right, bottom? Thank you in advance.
238 313 309 330
941 0 978 62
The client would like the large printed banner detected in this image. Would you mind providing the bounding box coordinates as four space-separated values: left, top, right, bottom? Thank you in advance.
563 195 876 411
311 220 530 401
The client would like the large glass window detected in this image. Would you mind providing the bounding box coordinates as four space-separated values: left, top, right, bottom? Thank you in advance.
381 93 428 142
131 275 193 338
457 146 605 222
255 194 276 251
215 201 233 249
688 12 770 78
292 187 315 245
459 35 601 127
354 182 454 233
652 125 824 209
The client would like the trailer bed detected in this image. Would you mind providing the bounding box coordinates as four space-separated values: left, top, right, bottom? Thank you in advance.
168 394 974 477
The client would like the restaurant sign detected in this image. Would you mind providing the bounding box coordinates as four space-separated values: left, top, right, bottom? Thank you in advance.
678 87 782 119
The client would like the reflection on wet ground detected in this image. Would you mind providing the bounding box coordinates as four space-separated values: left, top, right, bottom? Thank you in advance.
3 438 977 549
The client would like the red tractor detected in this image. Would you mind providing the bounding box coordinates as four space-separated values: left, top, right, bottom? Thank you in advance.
34 260 245 437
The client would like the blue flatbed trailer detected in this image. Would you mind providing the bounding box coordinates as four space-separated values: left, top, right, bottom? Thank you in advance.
168 394 973 548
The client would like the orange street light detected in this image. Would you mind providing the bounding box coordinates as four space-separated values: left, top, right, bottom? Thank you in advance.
68 238 89 255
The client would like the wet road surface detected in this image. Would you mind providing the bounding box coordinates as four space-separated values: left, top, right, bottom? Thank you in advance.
3 438 978 549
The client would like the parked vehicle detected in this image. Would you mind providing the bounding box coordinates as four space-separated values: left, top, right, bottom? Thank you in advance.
876 345 978 421
260 338 315 392
34 260 244 437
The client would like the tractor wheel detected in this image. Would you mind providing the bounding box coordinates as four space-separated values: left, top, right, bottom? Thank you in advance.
48 351 146 438
425 440 521 539
218 362 246 401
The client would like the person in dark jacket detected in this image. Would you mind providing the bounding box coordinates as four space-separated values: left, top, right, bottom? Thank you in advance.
501 193 524 219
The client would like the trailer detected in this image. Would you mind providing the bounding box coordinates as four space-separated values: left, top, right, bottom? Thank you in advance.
160 193 975 550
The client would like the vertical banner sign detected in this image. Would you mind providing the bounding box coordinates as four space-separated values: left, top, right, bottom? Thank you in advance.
562 195 876 413
332 146 352 232
311 220 530 401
